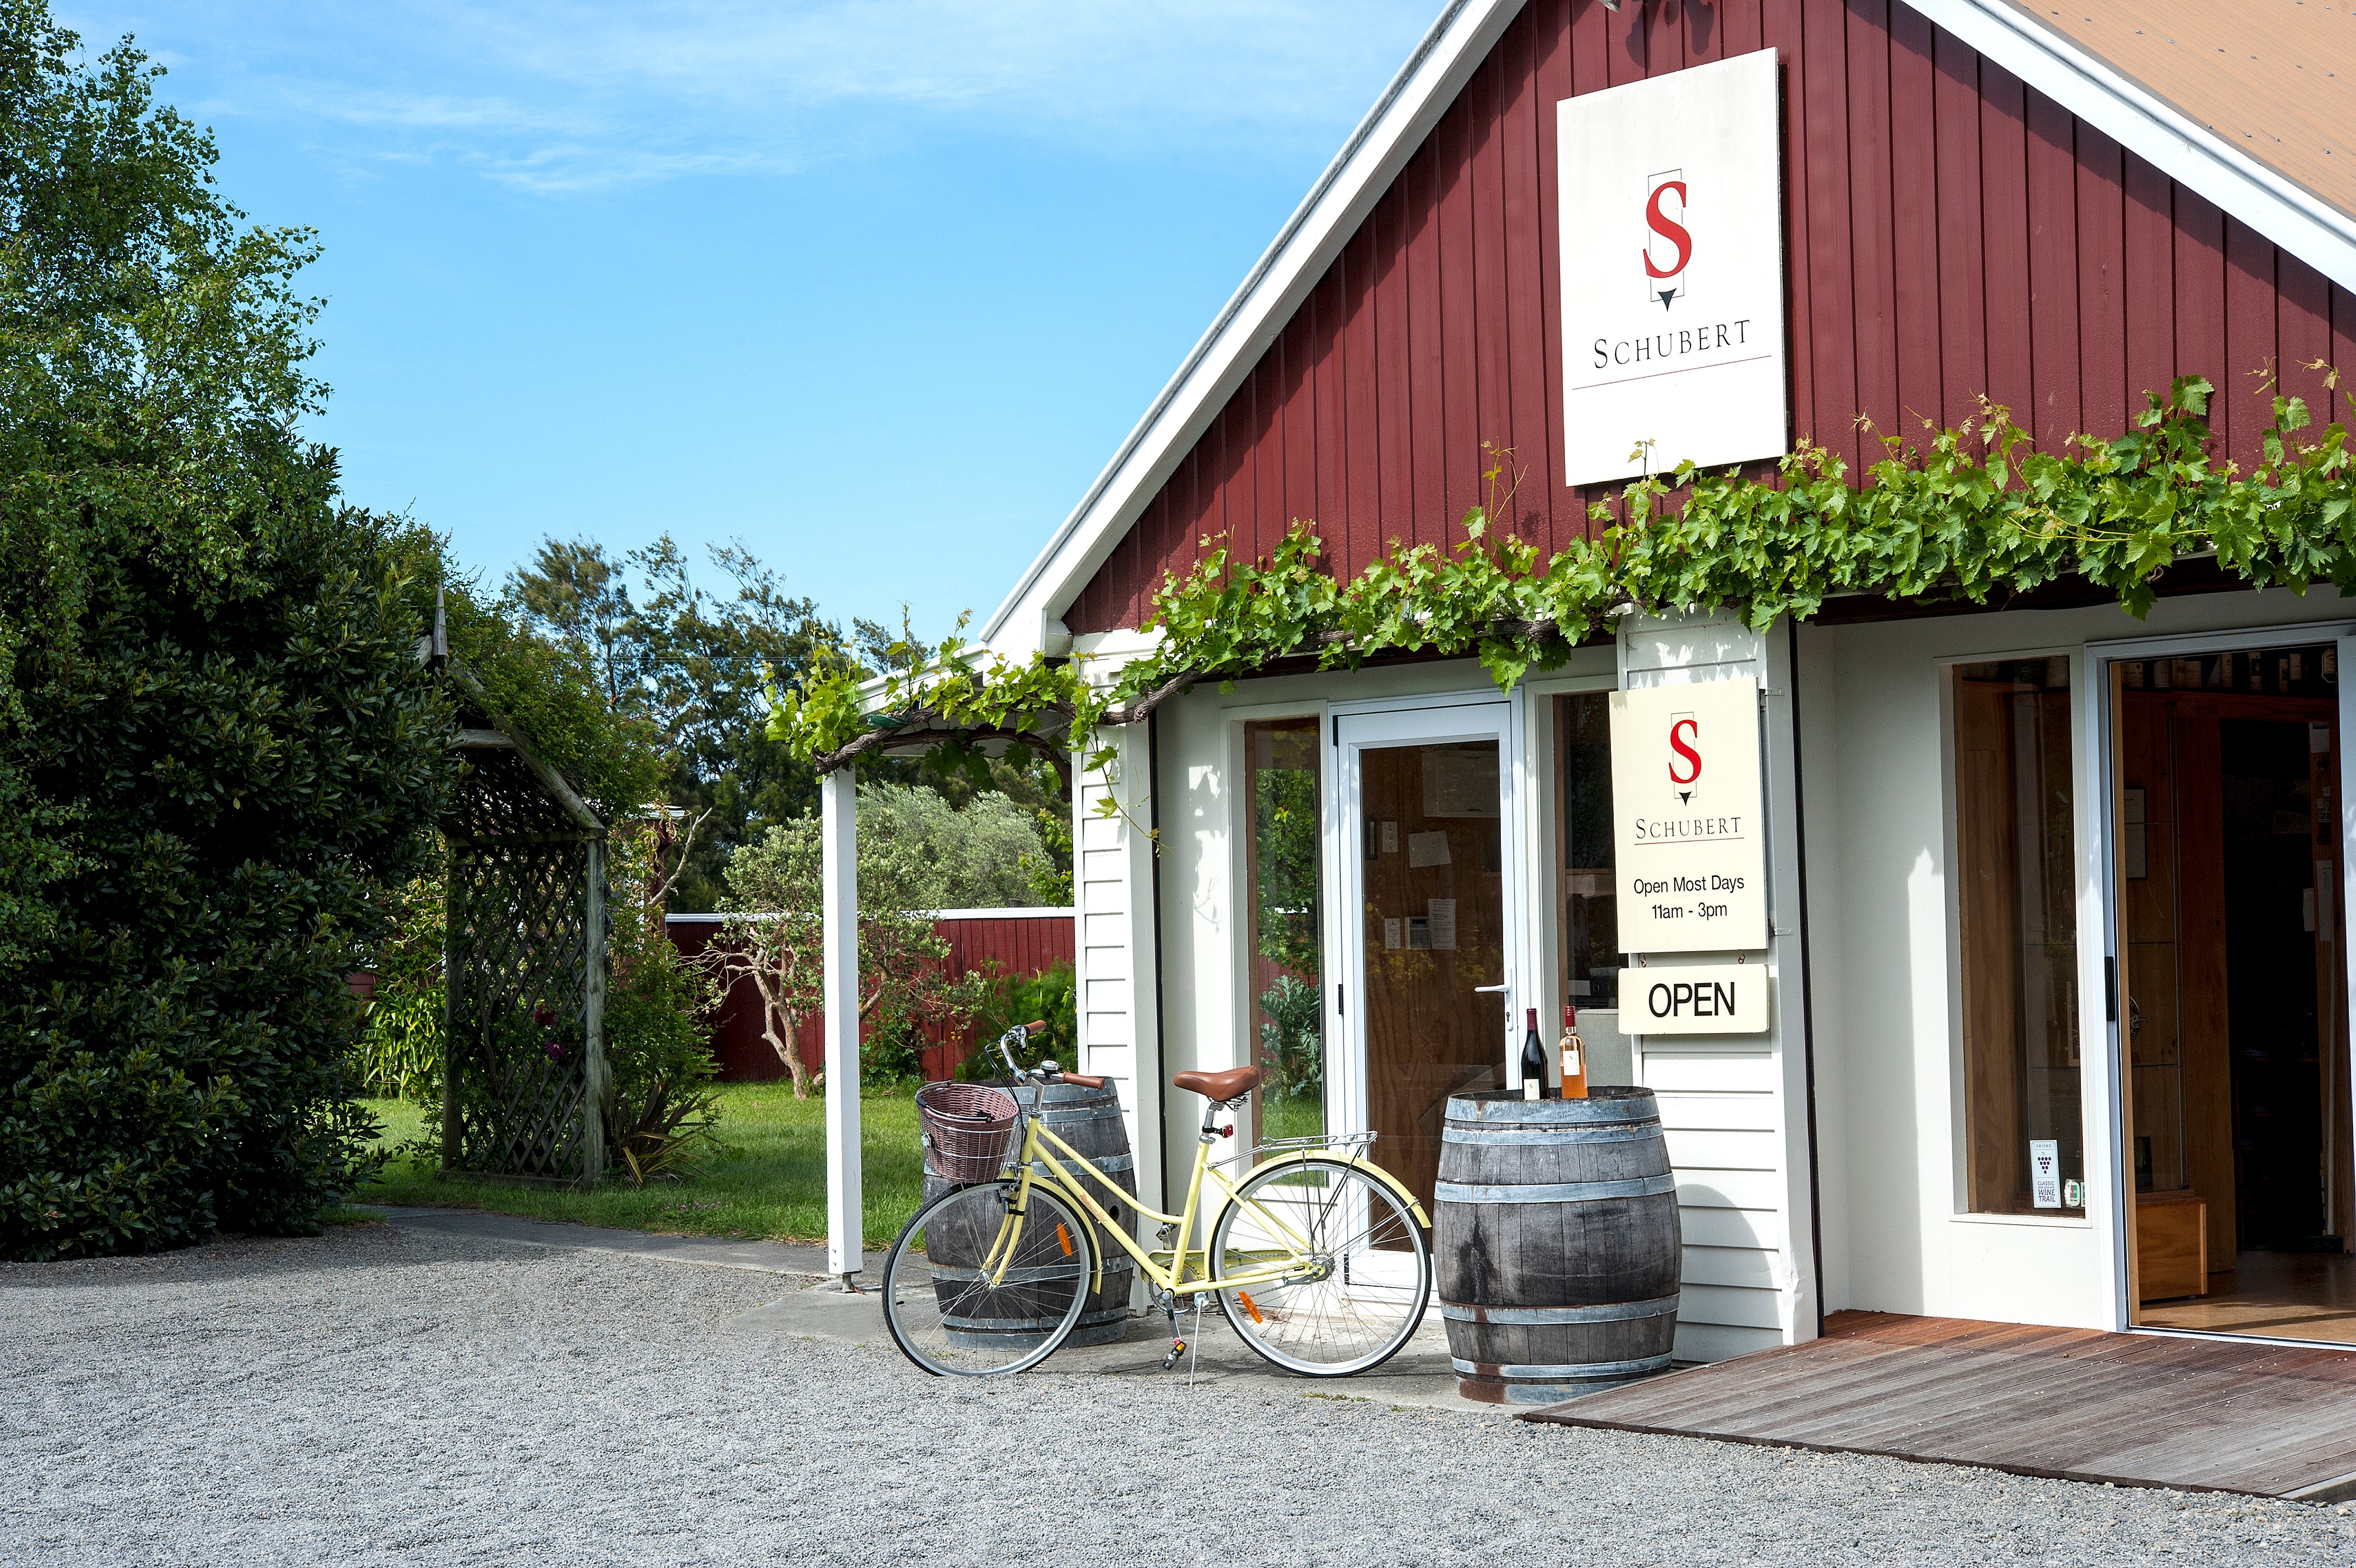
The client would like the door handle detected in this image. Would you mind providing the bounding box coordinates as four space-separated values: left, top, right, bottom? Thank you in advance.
1472 983 1510 993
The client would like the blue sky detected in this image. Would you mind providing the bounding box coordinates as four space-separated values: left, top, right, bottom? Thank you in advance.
61 1 1437 635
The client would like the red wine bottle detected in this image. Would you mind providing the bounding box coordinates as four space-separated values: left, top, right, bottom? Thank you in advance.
1521 1006 1548 1100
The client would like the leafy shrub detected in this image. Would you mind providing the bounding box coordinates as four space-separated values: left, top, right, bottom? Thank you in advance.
1255 974 1323 1107
355 871 445 1101
0 484 449 1258
600 823 722 1173
957 961 1079 1081
0 8 452 1258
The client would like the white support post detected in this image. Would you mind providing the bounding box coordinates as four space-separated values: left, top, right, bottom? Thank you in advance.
822 766 862 1281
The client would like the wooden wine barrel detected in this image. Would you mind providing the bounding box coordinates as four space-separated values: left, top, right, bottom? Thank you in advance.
1434 1088 1682 1405
920 1078 1137 1348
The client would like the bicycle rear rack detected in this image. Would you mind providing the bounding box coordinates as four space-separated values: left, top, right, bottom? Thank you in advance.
1249 1129 1377 1160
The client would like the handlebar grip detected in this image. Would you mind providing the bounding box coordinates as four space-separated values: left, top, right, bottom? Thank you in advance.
1059 1073 1107 1089
1022 1020 1050 1034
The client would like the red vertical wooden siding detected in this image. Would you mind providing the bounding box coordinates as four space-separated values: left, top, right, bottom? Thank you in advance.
1063 0 2355 635
667 914 1077 1084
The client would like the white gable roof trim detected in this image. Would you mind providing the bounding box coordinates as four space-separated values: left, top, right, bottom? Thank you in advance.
978 0 1524 659
984 0 2356 663
1921 1 2356 295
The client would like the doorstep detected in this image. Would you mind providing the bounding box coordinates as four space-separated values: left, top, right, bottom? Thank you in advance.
1523 1309 2356 1500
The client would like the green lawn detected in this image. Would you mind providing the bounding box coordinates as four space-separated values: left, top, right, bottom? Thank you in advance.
355 1083 925 1252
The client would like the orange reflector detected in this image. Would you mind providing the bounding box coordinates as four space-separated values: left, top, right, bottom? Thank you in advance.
1056 1223 1074 1257
1237 1291 1264 1324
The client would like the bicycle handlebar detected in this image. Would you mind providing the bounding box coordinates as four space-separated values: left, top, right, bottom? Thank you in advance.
996 1021 1101 1089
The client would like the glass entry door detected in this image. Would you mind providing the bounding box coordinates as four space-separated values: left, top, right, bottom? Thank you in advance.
2104 640 2356 1341
1334 703 1521 1212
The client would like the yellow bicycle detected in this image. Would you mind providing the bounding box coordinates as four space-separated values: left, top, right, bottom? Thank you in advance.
884 1023 1432 1378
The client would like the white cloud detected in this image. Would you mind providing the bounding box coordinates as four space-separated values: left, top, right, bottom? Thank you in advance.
77 0 1438 193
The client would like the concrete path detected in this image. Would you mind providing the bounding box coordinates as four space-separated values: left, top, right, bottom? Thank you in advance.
355 1203 885 1280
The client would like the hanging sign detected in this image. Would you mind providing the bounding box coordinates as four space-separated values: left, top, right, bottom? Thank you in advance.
1609 676 1767 953
1557 47 1789 487
1629 962 1769 1036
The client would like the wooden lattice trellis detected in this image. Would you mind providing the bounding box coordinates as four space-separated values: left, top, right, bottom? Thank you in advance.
437 663 611 1186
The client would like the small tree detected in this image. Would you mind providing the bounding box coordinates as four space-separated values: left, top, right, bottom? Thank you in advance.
712 812 985 1097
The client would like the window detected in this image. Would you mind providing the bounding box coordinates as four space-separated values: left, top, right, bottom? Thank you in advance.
1952 657 2084 1215
1245 719 1324 1141
1556 693 1622 1011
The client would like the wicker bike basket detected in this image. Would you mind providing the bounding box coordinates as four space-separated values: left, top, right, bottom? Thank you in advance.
915 1082 1022 1185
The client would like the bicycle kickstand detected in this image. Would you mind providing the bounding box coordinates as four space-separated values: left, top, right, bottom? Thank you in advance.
1185 1294 1206 1388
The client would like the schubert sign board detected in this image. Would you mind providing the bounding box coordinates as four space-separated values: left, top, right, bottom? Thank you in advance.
1557 48 1789 487
1630 962 1769 1036
1609 676 1767 953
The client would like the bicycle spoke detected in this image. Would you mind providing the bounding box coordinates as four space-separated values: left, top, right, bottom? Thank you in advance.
1210 1159 1430 1377
882 1185 1092 1376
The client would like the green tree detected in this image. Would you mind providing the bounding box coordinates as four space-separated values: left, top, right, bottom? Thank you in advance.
505 539 1076 911
0 2 449 1257
508 534 831 909
861 783 1050 909
712 802 990 1097
509 537 643 710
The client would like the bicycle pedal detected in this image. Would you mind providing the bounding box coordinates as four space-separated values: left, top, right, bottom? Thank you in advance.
1162 1339 1186 1370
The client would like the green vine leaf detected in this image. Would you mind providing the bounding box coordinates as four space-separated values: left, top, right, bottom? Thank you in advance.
770 376 2356 789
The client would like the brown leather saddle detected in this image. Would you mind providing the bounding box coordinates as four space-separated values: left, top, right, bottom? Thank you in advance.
1170 1064 1262 1103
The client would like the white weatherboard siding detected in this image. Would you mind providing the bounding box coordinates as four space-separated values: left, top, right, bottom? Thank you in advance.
1075 724 1163 1208
1619 611 1819 1359
1070 633 1168 1206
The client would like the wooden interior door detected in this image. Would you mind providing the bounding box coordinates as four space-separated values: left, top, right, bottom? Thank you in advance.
1336 704 1518 1213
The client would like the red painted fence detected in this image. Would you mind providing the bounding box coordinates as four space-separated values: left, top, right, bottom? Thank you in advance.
664 910 1076 1084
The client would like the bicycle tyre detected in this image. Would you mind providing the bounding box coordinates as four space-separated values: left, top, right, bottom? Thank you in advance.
880 1182 1092 1377
1209 1157 1431 1377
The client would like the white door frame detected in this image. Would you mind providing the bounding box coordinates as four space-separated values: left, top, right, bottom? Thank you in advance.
2084 618 2356 1340
1325 694 1533 1143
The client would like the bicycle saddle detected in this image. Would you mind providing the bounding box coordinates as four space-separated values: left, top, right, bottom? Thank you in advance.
1172 1065 1262 1103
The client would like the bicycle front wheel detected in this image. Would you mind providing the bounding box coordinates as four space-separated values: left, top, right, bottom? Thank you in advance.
881 1183 1091 1377
1210 1157 1430 1377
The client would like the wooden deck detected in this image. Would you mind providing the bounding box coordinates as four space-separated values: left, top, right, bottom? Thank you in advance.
1522 1311 2356 1500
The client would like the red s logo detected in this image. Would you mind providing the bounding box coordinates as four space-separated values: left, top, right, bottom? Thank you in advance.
1667 717 1702 786
1643 180 1692 280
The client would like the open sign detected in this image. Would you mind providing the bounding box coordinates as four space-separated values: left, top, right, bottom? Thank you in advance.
1632 963 1769 1036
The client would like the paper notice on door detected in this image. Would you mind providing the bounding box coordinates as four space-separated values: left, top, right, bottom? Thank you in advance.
1380 821 1399 854
1407 917 1430 950
1407 831 1451 868
2029 1139 2061 1208
1384 917 1402 950
1426 898 1457 951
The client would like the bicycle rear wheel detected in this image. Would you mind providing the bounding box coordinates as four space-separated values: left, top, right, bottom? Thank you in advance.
1210 1157 1430 1377
881 1183 1091 1376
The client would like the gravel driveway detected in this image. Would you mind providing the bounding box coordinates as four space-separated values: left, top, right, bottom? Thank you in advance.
6 1221 2355 1566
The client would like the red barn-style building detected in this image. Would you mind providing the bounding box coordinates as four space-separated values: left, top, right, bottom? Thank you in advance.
957 0 2356 1369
